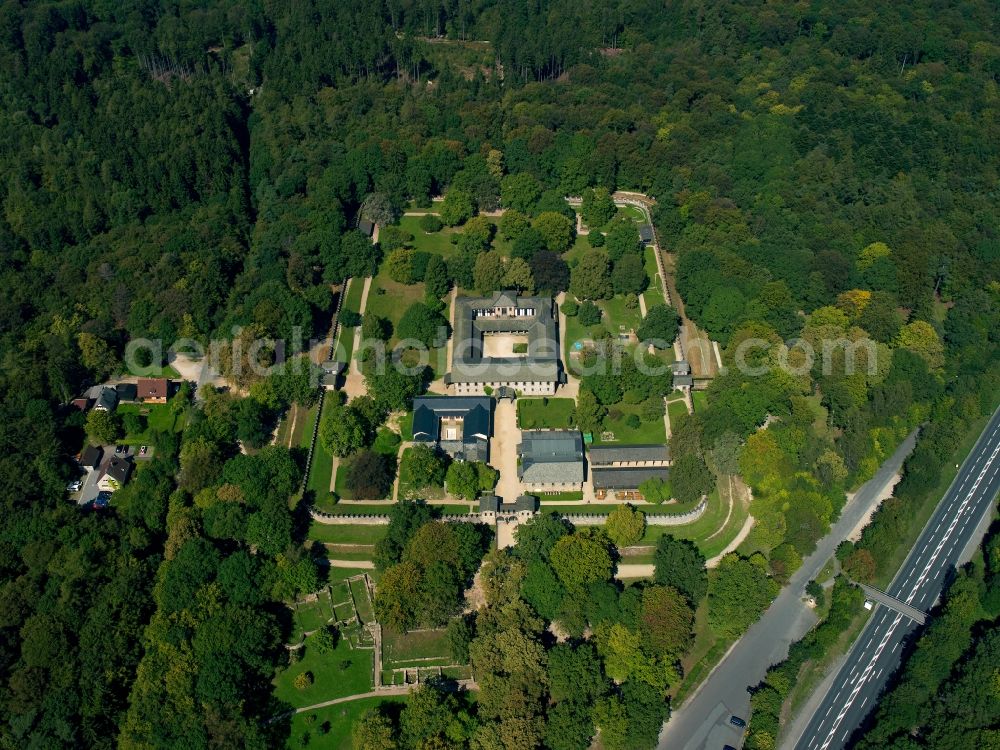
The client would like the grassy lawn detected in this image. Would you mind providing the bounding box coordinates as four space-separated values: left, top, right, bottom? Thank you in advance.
537 503 619 515
382 628 453 668
333 277 367 364
599 295 643 334
328 567 375 585
273 629 373 709
517 397 576 429
536 490 585 503
691 390 708 413
308 439 335 502
595 403 667 445
286 695 404 750
564 234 591 264
643 247 666 308
397 215 463 258
398 411 414 441
117 402 184 445
291 590 335 636
342 275 366 315
667 399 689 426
349 577 375 624
366 273 428 346
320 546 375 563
637 487 741 558
130 362 181 378
309 523 388 546
322 503 396 515
298 403 319 450
618 204 646 222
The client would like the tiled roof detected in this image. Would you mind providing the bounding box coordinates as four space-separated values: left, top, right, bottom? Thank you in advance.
518 430 584 484
449 292 561 384
412 396 493 444
588 444 670 465
591 466 669 490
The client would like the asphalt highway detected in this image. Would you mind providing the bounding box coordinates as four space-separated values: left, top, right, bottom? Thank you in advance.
791 405 1000 750
658 429 921 750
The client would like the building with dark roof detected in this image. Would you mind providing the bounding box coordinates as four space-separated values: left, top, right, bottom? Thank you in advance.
638 224 655 244
672 360 693 391
412 396 493 462
93 386 118 412
591 466 670 500
477 493 538 520
116 383 138 402
588 444 670 468
358 218 374 237
101 455 133 490
320 360 345 388
518 430 584 491
79 445 103 469
446 291 562 396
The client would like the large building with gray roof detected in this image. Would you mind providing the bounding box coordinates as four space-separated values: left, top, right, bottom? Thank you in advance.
412 395 492 462
445 291 562 396
517 430 585 491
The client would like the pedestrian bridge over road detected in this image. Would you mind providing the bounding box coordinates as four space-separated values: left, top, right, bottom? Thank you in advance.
858 583 928 625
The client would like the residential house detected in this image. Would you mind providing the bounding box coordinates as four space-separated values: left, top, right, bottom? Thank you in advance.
93 386 119 412
137 378 170 403
99 455 133 491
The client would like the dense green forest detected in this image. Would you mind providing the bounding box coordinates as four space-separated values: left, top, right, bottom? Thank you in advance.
0 0 998 748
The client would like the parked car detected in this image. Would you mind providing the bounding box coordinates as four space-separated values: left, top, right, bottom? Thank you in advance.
114 444 123 454
729 716 747 729
93 491 112 509
139 445 148 455
66 480 82 492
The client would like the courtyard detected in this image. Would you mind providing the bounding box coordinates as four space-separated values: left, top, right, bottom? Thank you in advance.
482 333 529 358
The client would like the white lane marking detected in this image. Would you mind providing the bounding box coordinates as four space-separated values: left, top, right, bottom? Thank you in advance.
817 437 1000 750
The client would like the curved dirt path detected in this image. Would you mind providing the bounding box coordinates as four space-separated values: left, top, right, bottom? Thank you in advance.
706 515 755 568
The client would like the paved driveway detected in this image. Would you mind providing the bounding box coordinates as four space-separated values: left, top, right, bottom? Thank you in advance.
490 400 521 502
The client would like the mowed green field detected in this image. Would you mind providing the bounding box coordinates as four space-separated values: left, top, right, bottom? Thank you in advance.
285 696 405 750
381 627 453 669
517 397 575 429
272 629 373 709
308 523 387 546
594 402 667 445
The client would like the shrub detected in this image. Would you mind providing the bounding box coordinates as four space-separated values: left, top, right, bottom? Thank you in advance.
561 298 579 316
625 414 641 429
588 231 606 247
294 671 314 690
578 300 602 326
419 214 443 233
